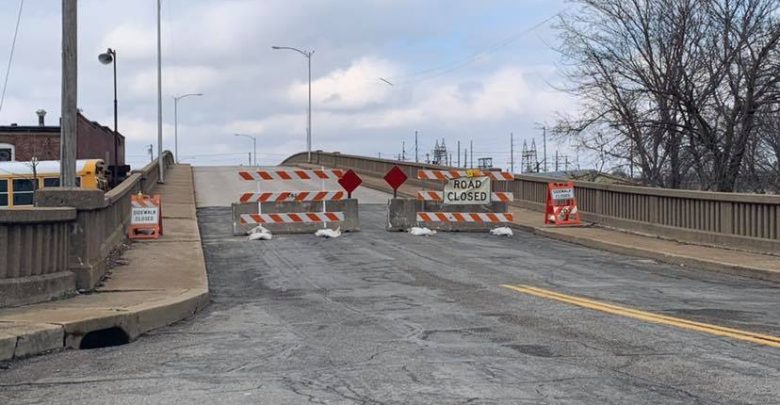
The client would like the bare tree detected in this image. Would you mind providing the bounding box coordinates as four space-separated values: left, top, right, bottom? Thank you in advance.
556 0 780 191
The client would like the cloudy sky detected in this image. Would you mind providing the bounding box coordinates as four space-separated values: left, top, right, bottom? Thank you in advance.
0 0 578 170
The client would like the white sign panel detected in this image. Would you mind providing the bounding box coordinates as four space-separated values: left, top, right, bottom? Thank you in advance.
131 207 159 225
551 188 575 200
444 176 491 205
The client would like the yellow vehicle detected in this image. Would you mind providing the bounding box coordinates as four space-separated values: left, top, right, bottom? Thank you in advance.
0 159 108 208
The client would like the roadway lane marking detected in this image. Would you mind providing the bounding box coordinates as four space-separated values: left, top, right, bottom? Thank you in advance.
501 284 780 349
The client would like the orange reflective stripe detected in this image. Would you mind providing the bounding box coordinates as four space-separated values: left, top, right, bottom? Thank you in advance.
269 214 284 223
325 213 340 221
287 213 303 222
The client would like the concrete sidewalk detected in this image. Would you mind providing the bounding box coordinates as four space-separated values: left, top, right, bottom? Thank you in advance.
356 172 780 283
0 164 209 361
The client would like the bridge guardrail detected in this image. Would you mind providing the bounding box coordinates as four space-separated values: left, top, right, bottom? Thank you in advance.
0 151 174 307
282 151 780 254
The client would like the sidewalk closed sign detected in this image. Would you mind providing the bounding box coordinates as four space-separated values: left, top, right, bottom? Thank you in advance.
550 187 574 200
132 206 159 224
444 176 491 204
129 194 163 240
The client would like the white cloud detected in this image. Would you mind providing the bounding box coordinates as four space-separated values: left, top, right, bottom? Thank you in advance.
129 66 222 98
100 24 157 60
0 0 574 168
287 57 400 110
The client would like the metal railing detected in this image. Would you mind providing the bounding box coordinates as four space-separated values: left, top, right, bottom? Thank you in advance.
284 151 780 254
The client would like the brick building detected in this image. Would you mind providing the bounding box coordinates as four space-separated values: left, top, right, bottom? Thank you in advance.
0 111 128 183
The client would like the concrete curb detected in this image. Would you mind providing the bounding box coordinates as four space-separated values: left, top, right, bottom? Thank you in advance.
354 175 780 284
0 288 209 361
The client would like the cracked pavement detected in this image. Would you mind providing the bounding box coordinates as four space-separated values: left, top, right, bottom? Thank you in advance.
1 203 779 404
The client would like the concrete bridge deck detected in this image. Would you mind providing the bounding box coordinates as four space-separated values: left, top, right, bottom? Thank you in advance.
1 165 778 404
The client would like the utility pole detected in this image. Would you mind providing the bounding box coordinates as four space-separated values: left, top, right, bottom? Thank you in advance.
555 150 559 172
510 132 514 173
470 140 473 168
60 0 78 187
542 126 547 172
457 141 461 167
414 131 418 162
629 138 634 178
401 141 406 161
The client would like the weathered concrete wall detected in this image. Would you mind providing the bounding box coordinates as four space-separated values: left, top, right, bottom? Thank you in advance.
0 151 175 307
0 208 76 307
232 199 360 235
387 198 510 232
284 151 780 254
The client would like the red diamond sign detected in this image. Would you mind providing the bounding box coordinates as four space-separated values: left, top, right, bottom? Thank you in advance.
384 166 408 197
338 169 362 198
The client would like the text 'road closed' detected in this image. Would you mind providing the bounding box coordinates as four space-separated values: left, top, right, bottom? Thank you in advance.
444 176 491 205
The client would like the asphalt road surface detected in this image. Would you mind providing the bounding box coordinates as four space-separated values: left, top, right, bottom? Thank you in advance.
2 178 779 403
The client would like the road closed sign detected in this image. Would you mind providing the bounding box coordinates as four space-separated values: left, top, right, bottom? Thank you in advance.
444 176 491 204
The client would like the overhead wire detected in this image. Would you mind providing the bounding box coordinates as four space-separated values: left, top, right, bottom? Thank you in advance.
0 0 25 116
384 11 561 86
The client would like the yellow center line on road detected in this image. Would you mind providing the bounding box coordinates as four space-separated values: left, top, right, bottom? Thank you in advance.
500 284 780 349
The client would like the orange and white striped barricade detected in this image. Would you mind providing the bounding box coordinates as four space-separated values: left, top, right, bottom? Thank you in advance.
417 169 514 181
234 168 357 234
410 169 515 230
239 168 344 181
239 191 345 203
129 193 163 240
544 181 581 226
240 212 345 224
416 212 514 223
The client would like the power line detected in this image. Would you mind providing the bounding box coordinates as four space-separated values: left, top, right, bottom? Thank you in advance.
0 0 24 116
385 11 560 86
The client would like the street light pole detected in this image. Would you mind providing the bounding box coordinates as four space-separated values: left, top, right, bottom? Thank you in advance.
98 47 118 186
173 93 203 163
234 134 257 166
271 45 314 163
156 0 164 183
